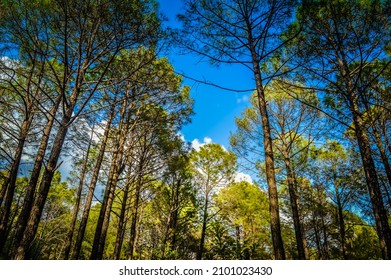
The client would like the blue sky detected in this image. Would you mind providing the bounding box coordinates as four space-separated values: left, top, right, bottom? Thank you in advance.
157 0 255 149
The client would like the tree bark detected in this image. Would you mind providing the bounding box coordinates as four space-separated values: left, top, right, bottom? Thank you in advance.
235 226 242 259
128 146 147 260
335 183 347 259
196 196 208 260
10 95 62 257
72 103 115 259
162 177 181 258
90 96 131 260
336 46 391 259
0 113 34 254
252 61 285 260
13 111 72 260
63 125 94 259
372 124 391 188
352 111 391 259
113 175 132 260
128 177 142 260
170 185 180 251
89 138 120 259
282 146 307 260
245 18 285 259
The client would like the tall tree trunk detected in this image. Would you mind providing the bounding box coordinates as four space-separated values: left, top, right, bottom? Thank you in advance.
113 175 132 260
72 103 115 259
0 113 34 254
235 226 242 259
384 185 391 211
13 110 72 260
169 180 180 254
162 178 180 258
89 138 120 260
0 183 6 211
170 188 179 251
128 184 142 260
197 196 209 260
128 157 145 260
335 184 347 259
310 188 322 259
313 224 322 259
63 125 94 259
94 164 123 259
282 147 307 260
252 64 285 260
10 95 61 257
90 97 130 260
246 25 285 259
372 125 391 188
320 212 329 259
162 203 173 258
315 185 330 259
337 54 391 259
352 111 391 259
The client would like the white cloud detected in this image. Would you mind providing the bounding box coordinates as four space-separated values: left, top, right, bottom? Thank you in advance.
204 137 212 144
191 139 202 151
234 172 253 184
236 95 249 104
191 136 213 151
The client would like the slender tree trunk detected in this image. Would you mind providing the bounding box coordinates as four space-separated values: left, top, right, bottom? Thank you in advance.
113 176 132 260
128 185 141 260
293 174 310 258
89 141 121 260
163 178 181 257
235 226 242 259
315 185 330 259
335 187 347 259
72 103 115 259
352 112 391 259
282 147 307 260
133 206 145 259
63 125 94 259
169 181 180 253
310 188 322 259
384 185 391 210
96 168 122 259
197 196 209 260
320 214 329 259
162 206 173 258
128 160 145 260
313 223 322 259
162 178 178 258
10 95 62 257
13 110 72 260
246 25 285 259
0 182 6 210
338 54 391 259
331 168 347 259
90 97 130 260
0 114 34 254
252 65 285 260
5 194 22 254
372 125 391 188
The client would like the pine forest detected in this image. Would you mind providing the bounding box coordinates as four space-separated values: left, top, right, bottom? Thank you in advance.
0 0 390 260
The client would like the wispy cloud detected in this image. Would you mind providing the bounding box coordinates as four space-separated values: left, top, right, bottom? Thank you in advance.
191 136 213 151
236 95 249 104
